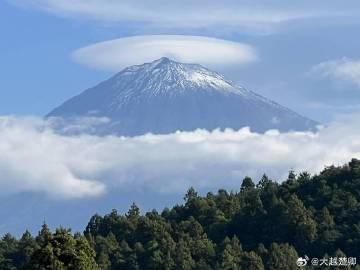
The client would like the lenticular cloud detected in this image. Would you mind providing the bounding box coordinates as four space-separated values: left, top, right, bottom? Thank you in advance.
72 35 258 71
0 115 359 199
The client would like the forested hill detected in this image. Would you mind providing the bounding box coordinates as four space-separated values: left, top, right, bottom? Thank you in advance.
1 159 360 269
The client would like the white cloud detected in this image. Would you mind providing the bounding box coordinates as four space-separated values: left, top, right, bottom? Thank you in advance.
8 0 335 31
1 115 360 200
71 35 258 71
0 116 107 199
311 57 360 87
306 102 360 111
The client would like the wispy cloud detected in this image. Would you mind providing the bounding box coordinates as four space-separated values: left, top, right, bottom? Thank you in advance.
306 102 360 111
1 115 360 200
72 35 258 71
8 0 356 33
311 57 360 87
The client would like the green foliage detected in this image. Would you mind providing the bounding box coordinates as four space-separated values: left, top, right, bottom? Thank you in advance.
241 251 264 270
0 224 99 270
1 159 360 269
267 243 298 270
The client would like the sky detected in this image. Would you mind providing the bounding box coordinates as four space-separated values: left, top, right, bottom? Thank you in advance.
2 0 360 234
1 0 360 122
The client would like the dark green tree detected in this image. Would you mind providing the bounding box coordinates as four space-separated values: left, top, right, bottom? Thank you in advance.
267 243 299 270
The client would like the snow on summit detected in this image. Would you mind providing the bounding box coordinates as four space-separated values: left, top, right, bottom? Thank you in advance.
48 58 317 136
115 57 238 96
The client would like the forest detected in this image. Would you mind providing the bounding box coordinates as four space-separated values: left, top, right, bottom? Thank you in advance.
0 159 360 269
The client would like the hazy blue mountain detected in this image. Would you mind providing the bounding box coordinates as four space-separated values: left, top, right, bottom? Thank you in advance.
48 57 317 135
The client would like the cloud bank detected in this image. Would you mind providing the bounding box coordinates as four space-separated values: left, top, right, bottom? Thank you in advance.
0 115 360 200
311 57 360 87
72 35 258 71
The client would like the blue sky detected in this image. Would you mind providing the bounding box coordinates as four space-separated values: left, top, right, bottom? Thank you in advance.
2 0 360 122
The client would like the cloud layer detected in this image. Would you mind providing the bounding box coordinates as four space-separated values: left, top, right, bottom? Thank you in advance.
311 57 360 87
72 35 258 71
10 0 347 32
1 115 360 199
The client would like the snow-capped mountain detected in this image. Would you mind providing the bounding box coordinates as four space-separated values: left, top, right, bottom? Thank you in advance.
48 57 317 136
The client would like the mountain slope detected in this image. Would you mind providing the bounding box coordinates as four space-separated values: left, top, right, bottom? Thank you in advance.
48 57 317 136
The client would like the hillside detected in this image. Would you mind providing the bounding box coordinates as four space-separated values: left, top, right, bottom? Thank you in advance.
1 159 359 269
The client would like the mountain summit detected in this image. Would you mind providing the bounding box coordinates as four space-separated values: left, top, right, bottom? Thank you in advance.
48 57 317 135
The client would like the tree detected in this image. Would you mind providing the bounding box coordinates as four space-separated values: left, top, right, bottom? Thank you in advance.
112 240 133 269
218 237 242 270
93 233 119 270
184 187 198 203
241 177 255 192
267 243 299 270
241 251 264 270
17 231 38 269
29 227 99 270
85 214 103 236
73 233 99 270
0 233 18 270
127 203 141 220
175 239 195 270
287 194 317 247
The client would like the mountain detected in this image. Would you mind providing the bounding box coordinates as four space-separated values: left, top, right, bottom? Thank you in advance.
48 57 317 136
